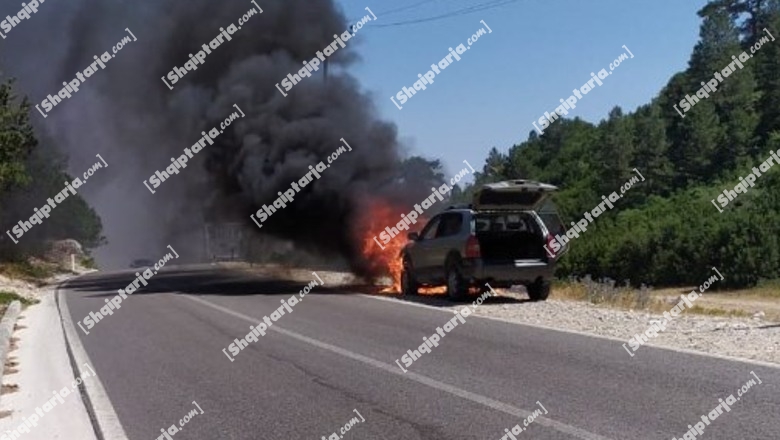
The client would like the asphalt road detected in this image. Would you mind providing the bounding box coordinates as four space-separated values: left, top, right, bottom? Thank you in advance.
61 266 780 440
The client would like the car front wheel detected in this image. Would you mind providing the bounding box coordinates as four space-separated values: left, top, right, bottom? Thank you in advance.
401 259 418 297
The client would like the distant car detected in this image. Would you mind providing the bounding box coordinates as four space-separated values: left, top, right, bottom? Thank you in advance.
129 259 154 269
400 180 568 302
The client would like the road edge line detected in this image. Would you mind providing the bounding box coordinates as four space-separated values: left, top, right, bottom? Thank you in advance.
56 277 130 440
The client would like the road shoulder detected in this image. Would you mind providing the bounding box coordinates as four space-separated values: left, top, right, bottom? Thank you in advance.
0 289 96 440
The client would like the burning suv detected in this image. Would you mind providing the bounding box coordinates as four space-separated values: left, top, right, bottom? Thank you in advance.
400 180 567 301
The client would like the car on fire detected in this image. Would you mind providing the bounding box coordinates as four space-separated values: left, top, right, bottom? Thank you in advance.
400 180 567 301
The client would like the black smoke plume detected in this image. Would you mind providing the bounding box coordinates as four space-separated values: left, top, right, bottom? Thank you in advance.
0 0 409 274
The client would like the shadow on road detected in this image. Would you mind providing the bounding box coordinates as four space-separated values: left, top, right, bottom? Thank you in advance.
61 266 355 299
352 285 530 308
61 266 534 309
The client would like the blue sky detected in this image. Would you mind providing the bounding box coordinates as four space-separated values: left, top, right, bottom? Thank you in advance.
334 0 709 181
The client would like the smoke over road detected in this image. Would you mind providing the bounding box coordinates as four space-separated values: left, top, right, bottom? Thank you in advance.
0 0 406 274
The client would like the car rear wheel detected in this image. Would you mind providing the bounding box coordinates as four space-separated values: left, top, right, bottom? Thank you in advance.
527 280 550 301
446 262 469 302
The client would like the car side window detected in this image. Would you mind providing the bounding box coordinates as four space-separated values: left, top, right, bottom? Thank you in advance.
538 212 565 236
436 213 463 238
419 216 441 240
538 199 565 236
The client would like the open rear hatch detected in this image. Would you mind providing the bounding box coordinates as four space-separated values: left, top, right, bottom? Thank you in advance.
473 180 557 211
474 212 546 262
473 180 568 259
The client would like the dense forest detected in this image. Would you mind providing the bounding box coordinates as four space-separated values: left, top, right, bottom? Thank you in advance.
0 78 104 262
455 0 780 289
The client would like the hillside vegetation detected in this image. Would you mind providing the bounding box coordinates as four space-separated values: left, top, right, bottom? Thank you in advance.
457 0 780 289
0 78 104 265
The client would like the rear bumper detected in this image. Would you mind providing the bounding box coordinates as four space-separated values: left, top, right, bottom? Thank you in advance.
460 259 554 285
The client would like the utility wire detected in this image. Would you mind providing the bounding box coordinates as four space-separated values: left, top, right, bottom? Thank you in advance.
347 0 439 22
376 0 440 17
372 0 519 28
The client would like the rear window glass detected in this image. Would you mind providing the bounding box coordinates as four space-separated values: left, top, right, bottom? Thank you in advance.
475 213 537 234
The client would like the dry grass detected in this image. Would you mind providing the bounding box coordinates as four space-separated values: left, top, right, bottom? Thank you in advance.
686 305 752 318
716 288 780 299
553 277 774 321
553 277 654 309
0 260 59 284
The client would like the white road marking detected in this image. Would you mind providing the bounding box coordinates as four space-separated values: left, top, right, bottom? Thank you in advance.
184 295 613 440
58 282 130 440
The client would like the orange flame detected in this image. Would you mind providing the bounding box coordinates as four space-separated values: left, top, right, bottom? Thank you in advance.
418 286 447 295
357 200 422 293
356 200 452 296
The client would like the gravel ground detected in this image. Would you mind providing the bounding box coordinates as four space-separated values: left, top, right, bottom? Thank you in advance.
223 263 780 366
438 289 780 366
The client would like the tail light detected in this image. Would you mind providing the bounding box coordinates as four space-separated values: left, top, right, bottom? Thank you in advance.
545 233 557 258
465 235 481 259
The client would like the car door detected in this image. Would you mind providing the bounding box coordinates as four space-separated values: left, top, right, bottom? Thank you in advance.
407 215 441 283
427 212 465 282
